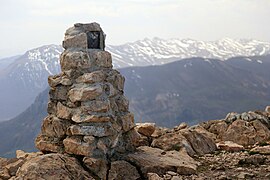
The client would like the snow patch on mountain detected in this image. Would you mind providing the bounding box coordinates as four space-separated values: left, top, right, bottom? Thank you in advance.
3 38 270 91
107 37 270 68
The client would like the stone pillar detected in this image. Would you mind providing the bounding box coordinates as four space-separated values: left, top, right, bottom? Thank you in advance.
35 22 139 161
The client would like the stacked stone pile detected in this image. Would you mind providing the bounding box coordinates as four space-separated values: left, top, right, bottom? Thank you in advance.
35 22 138 161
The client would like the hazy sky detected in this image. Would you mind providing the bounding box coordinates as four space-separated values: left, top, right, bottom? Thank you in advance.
0 0 270 57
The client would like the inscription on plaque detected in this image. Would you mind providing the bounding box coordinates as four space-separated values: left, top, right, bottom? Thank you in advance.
87 31 100 49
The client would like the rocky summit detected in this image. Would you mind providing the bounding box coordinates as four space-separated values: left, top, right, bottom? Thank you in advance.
1 22 270 180
1 106 270 179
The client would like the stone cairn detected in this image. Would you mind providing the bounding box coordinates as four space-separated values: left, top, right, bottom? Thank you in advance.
35 23 138 168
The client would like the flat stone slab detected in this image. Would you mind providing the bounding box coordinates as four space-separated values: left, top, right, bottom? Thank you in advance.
216 141 244 152
124 146 198 178
68 123 114 137
250 145 270 155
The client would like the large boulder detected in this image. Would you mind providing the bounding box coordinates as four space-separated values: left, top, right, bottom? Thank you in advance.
125 146 198 178
216 141 244 152
136 123 156 137
15 154 93 179
108 160 140 180
222 120 270 146
202 111 270 147
151 125 217 156
180 126 217 156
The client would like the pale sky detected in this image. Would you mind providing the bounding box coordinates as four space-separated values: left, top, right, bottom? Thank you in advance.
0 0 270 57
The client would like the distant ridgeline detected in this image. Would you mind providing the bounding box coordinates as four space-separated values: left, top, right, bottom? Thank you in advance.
0 38 270 122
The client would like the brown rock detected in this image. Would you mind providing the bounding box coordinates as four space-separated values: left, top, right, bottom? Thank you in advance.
47 101 57 114
180 127 217 156
81 99 110 113
16 150 28 159
252 120 270 142
76 70 106 83
88 49 112 68
68 123 115 137
49 85 69 101
115 95 129 112
83 135 95 144
16 150 42 159
147 173 163 180
136 123 156 137
48 74 62 87
266 106 270 114
72 114 111 123
61 49 112 71
83 157 108 179
97 138 110 154
35 135 64 153
207 120 228 139
137 134 151 147
221 119 270 146
122 129 141 151
167 171 177 176
238 154 266 165
151 127 168 138
193 125 217 142
63 33 88 49
56 102 73 119
5 159 25 176
151 131 195 155
171 176 182 180
68 84 103 102
152 126 216 156
250 145 270 155
41 115 70 138
237 172 255 179
106 70 125 91
125 146 197 178
216 141 244 152
0 168 10 180
15 154 93 179
63 136 95 156
60 50 91 71
48 74 72 87
225 112 238 122
120 112 135 132
176 122 188 130
65 22 103 38
0 157 8 166
108 160 140 180
104 83 118 98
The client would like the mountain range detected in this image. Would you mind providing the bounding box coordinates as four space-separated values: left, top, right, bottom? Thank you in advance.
122 55 270 126
0 38 270 121
1 54 270 157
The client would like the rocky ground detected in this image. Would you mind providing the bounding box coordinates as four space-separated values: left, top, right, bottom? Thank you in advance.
1 106 270 180
151 149 270 180
194 150 270 180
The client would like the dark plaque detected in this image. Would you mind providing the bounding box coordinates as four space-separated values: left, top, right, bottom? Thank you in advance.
87 31 100 49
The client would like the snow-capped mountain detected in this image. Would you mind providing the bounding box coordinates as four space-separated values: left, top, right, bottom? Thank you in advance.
0 45 62 121
107 38 270 68
0 37 270 121
4 45 62 89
